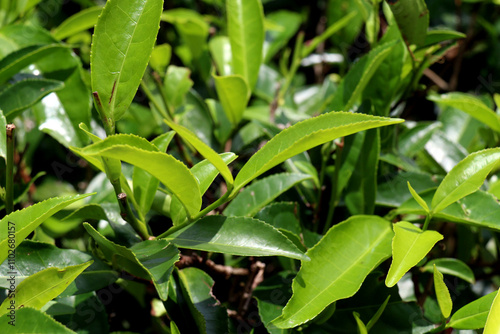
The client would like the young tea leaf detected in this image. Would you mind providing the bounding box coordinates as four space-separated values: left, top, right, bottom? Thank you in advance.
422 258 475 284
0 194 92 264
407 181 429 212
484 289 500 334
226 0 265 90
447 291 498 329
224 173 312 217
0 261 92 316
431 148 500 214
385 221 443 287
51 6 103 40
91 0 163 126
81 141 201 217
433 264 453 318
213 74 250 126
165 119 234 187
232 112 403 195
272 216 393 328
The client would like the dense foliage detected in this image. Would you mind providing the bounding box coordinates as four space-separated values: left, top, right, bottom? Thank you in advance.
1 0 500 333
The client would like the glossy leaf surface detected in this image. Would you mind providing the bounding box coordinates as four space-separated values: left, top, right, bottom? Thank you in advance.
81 140 201 217
163 215 308 261
483 289 500 334
227 0 265 90
224 173 312 217
428 92 500 133
91 0 163 122
272 216 393 328
422 258 474 284
431 148 500 214
0 307 76 333
0 79 65 120
0 261 92 316
84 224 179 300
165 119 233 186
0 44 65 84
0 194 91 264
395 189 500 232
447 291 498 329
0 240 118 296
233 112 403 194
385 221 443 287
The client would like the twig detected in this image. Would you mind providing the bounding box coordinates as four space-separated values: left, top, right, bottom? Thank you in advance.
238 261 265 315
423 68 449 91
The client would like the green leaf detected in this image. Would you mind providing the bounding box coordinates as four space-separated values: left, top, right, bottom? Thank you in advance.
51 6 103 40
421 258 475 284
344 129 379 215
366 295 391 331
377 171 440 207
428 93 500 133
0 44 66 85
150 44 171 74
484 289 500 334
385 221 443 287
421 29 466 49
328 41 397 111
213 74 250 126
163 215 308 261
164 65 193 110
433 265 453 318
398 122 442 157
271 215 393 328
447 291 498 329
407 181 429 212
0 194 92 264
161 9 209 60
0 78 65 120
130 240 179 301
227 0 265 90
224 173 311 217
84 223 179 301
353 312 368 334
431 148 500 214
209 36 232 76
385 0 429 46
133 132 175 215
0 307 76 333
80 140 201 217
263 10 302 63
233 112 403 195
0 240 118 296
395 189 500 232
91 0 163 123
0 261 92 316
165 119 233 186
178 268 229 334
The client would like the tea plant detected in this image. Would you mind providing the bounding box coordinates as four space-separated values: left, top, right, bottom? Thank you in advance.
0 0 500 333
